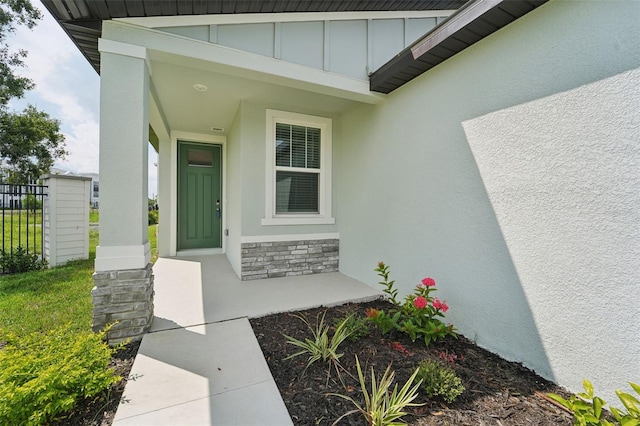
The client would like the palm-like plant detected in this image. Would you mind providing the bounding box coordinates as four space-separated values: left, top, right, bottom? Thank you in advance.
329 356 424 426
283 312 353 369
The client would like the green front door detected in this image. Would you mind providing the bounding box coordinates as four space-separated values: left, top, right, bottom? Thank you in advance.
178 142 222 250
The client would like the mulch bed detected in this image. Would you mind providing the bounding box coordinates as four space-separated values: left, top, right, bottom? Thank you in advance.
50 299 575 425
251 300 574 426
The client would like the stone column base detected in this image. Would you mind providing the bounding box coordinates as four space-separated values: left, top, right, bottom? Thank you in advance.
92 263 154 345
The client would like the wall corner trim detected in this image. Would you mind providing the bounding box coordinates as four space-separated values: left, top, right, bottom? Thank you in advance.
98 38 152 74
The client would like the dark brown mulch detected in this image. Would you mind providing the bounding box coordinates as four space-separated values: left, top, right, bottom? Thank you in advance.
50 340 140 426
251 300 574 426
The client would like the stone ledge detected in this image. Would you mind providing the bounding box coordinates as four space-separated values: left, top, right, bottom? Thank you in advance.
241 238 338 281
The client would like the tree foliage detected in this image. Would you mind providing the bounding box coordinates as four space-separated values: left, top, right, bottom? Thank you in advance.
0 0 41 108
0 0 66 183
0 105 67 182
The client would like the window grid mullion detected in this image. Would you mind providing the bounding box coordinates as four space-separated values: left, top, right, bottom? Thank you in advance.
289 125 292 168
305 127 308 169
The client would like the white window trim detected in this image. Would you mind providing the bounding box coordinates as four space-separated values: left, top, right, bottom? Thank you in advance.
263 109 334 226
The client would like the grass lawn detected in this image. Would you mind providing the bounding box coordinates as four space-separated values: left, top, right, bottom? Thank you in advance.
89 208 99 223
1 211 44 254
0 225 158 338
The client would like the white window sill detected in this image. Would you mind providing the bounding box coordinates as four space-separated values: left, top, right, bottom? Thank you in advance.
261 216 336 226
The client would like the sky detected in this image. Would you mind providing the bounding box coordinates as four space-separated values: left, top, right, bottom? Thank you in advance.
6 4 159 198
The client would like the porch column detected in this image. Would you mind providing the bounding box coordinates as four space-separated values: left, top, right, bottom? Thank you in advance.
92 40 153 344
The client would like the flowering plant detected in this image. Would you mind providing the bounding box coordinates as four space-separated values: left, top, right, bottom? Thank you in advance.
367 261 456 346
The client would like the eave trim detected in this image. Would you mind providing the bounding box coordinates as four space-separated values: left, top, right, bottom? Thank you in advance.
369 0 549 94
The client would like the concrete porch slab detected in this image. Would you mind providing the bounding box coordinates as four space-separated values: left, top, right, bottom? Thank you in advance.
113 254 383 425
150 254 382 332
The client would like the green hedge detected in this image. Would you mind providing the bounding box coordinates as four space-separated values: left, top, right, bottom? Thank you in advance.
0 325 121 425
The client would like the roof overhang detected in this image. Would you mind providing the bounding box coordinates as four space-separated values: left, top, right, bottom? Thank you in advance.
41 0 467 74
370 0 550 93
97 20 384 136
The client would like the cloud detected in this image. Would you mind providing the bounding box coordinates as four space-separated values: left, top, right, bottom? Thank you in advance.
7 6 99 173
61 120 100 174
6 6 158 196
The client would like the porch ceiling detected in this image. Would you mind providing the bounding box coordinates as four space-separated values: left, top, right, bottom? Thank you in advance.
150 55 359 136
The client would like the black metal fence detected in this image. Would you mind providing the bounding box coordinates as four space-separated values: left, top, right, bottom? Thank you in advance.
1 182 48 273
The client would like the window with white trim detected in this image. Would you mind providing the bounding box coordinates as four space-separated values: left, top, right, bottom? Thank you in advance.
263 110 334 225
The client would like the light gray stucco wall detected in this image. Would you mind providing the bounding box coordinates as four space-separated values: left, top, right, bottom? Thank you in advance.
225 107 242 275
339 0 640 403
98 51 150 250
237 100 340 237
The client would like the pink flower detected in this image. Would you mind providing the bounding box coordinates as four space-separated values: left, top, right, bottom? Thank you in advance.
433 298 449 313
413 296 427 309
421 277 436 287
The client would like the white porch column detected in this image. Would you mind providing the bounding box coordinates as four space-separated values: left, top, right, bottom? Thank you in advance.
150 87 172 258
92 40 153 344
157 135 172 257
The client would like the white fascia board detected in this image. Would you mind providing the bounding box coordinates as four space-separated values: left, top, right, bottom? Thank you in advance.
98 38 153 75
104 22 384 104
240 233 340 244
115 10 456 28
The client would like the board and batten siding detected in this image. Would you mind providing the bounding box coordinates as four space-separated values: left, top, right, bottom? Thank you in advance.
43 174 91 267
156 16 449 80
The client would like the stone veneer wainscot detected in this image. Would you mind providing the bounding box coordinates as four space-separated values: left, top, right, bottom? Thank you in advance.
241 239 338 280
92 263 154 344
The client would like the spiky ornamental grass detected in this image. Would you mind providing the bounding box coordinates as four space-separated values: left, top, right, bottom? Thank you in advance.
328 356 424 426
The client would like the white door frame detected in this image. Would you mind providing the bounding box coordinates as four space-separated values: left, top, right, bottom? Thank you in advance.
169 131 227 256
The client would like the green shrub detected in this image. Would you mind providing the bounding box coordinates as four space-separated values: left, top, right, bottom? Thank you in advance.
548 379 640 426
0 325 121 425
23 194 42 210
148 210 159 225
611 382 640 425
367 262 456 346
333 313 370 342
416 359 465 403
0 246 47 274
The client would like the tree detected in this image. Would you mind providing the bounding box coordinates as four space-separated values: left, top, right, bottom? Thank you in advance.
0 105 66 182
0 0 41 109
0 0 66 183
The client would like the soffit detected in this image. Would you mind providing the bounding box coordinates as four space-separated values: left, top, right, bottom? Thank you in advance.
150 58 359 136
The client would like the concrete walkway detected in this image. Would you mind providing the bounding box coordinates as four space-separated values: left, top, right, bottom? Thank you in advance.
113 255 382 425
